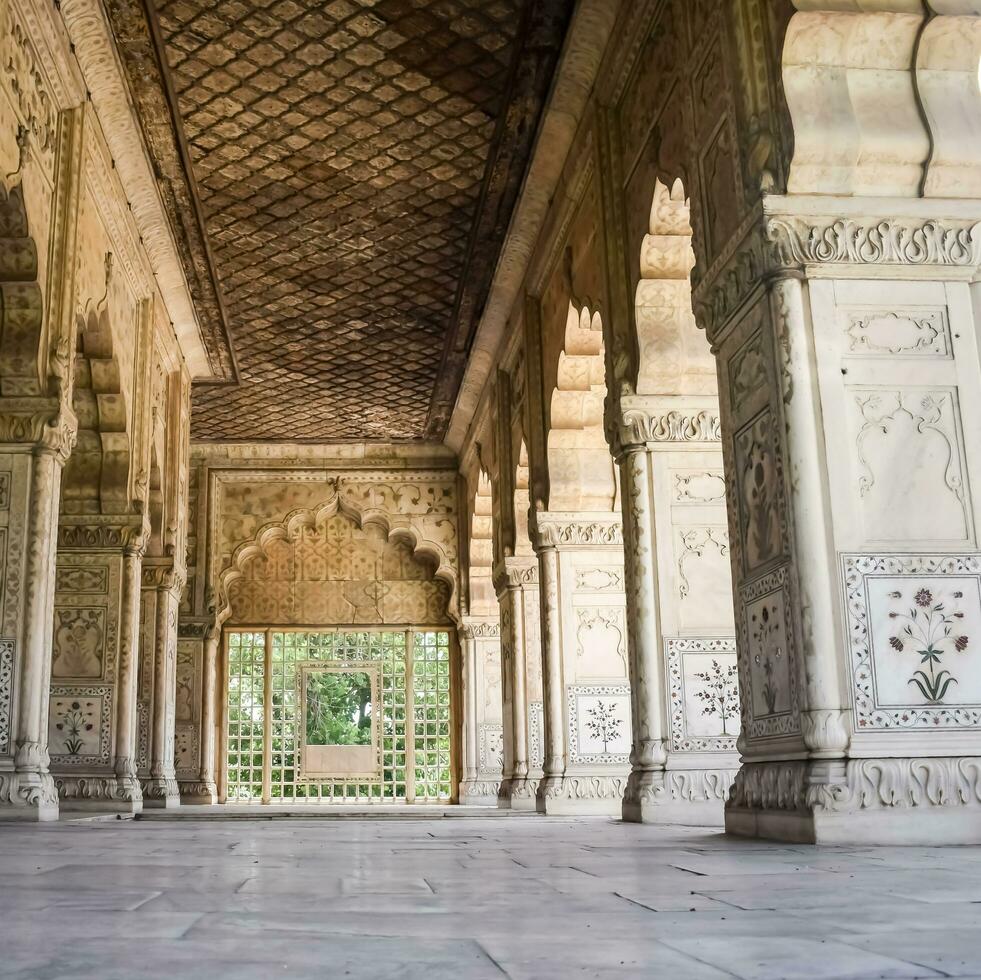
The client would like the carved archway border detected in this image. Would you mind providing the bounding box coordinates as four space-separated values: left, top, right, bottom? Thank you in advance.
215 494 459 625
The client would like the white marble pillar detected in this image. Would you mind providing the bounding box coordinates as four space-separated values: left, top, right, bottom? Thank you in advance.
142 565 182 807
705 196 981 844
495 557 542 809
458 617 503 804
0 413 76 821
614 400 739 825
532 513 630 814
196 627 220 803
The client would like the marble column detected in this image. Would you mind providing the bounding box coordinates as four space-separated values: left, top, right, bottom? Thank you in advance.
704 196 981 844
494 556 543 810
532 513 630 814
176 624 219 805
141 562 183 807
614 399 739 825
0 411 76 821
457 617 503 804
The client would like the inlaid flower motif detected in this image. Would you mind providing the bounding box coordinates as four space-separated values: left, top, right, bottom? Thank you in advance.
887 587 970 704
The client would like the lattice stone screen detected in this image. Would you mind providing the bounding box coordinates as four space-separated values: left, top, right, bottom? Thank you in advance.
225 629 452 803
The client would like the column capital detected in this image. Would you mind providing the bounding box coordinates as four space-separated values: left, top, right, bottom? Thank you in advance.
493 555 538 594
58 514 150 556
141 558 186 596
458 616 500 641
611 395 721 456
0 400 77 461
531 511 623 550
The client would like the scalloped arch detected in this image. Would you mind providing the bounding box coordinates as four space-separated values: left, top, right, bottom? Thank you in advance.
216 495 459 624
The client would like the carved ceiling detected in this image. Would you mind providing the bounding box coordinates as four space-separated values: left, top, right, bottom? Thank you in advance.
104 0 572 441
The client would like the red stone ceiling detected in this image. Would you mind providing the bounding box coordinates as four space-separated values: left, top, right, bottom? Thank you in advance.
106 0 572 441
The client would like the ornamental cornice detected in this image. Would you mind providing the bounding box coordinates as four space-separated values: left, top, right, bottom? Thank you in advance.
177 618 212 639
695 198 981 344
493 556 539 593
141 559 186 594
532 513 623 549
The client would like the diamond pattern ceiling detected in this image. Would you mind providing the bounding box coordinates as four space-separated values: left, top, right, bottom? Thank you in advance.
138 0 565 441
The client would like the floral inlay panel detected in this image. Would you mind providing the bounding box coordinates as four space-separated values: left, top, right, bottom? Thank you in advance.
478 724 504 775
568 685 631 765
48 688 113 765
844 554 981 730
666 638 739 752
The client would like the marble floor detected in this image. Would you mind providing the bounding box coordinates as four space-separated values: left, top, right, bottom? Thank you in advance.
2 814 981 979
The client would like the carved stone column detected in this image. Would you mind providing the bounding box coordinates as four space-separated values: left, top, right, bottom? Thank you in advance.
531 513 630 814
140 561 183 807
0 410 76 821
458 617 503 805
701 196 981 844
176 622 219 805
49 517 147 813
613 401 740 825
494 556 543 809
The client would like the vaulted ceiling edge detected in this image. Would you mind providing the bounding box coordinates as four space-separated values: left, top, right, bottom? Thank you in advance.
101 0 573 442
103 0 238 383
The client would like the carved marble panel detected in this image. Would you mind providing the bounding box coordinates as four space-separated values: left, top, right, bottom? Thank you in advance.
844 554 981 731
175 724 199 773
847 388 970 545
738 567 800 740
528 700 544 770
666 637 739 752
0 473 9 511
568 685 631 765
51 608 107 680
845 309 951 358
575 567 624 592
734 410 786 576
675 526 732 632
575 607 627 678
672 470 726 504
48 687 113 765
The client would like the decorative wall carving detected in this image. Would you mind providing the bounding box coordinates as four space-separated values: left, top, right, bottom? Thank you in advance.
575 608 627 676
845 310 950 357
0 638 12 755
48 687 112 765
51 608 105 679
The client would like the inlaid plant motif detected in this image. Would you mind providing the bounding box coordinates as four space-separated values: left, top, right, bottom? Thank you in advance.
692 659 739 734
750 602 783 715
54 701 95 756
585 700 623 753
887 587 969 704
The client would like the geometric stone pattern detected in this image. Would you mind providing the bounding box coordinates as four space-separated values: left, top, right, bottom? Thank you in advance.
154 0 524 440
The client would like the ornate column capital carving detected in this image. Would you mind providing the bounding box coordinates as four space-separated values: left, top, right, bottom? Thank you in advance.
58 514 150 555
531 511 623 550
611 396 721 455
141 558 186 596
0 400 77 460
493 556 538 594
459 616 500 640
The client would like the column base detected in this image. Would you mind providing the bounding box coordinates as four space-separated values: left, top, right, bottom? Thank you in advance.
535 771 627 815
178 780 217 805
54 773 143 814
459 778 500 806
496 778 513 809
0 770 59 821
622 766 734 826
507 776 540 812
141 775 181 809
726 757 981 845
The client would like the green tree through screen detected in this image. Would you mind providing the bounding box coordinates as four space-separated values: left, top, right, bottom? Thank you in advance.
305 671 373 745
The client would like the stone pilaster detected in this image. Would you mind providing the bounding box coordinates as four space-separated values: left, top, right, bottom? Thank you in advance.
140 561 183 807
613 400 739 825
457 617 503 805
0 408 76 821
494 556 543 810
531 513 630 814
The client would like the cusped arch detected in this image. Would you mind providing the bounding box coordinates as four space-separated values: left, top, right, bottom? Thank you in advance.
61 306 133 514
547 303 616 511
634 178 715 397
0 183 45 397
217 496 459 625
468 471 495 615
